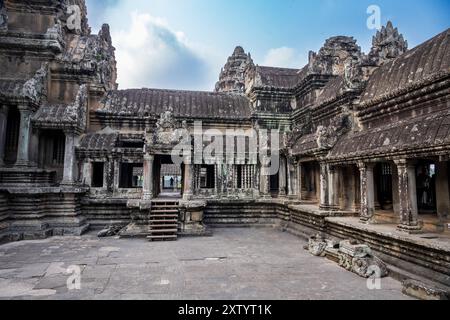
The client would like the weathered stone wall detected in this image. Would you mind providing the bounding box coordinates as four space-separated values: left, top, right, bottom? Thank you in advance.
0 55 45 79
81 198 131 229
6 10 54 34
4 190 88 240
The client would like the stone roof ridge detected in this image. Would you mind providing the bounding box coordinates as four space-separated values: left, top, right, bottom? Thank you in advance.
111 87 247 96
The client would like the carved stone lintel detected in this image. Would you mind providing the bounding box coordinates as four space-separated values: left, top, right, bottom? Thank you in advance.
151 111 190 147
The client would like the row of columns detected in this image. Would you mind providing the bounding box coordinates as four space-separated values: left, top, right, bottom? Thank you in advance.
356 160 422 231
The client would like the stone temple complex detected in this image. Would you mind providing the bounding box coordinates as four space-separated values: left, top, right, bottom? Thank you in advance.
0 0 449 291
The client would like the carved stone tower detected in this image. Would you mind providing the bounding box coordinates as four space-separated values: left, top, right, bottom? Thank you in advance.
215 46 254 94
369 21 408 66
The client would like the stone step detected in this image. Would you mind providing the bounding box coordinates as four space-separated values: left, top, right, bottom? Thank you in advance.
150 214 178 219
147 235 177 241
148 219 178 224
152 204 179 208
150 228 178 233
150 224 179 229
151 209 179 214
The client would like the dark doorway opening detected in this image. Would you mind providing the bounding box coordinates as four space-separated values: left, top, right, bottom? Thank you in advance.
4 107 20 165
155 155 183 199
376 163 393 211
119 163 143 188
38 129 65 182
92 162 105 188
270 171 280 195
416 161 437 214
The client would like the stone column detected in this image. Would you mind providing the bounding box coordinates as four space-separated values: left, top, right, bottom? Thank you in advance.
61 132 80 185
395 160 421 233
112 159 120 193
142 154 154 200
287 158 297 198
297 163 303 201
260 162 270 198
346 166 357 211
436 161 449 222
81 160 92 186
214 165 219 195
319 163 330 210
15 106 32 167
392 165 400 216
183 156 193 200
328 165 340 210
279 156 287 196
0 106 8 166
358 162 376 223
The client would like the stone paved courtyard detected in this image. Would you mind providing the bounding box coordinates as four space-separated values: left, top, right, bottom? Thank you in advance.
0 228 411 300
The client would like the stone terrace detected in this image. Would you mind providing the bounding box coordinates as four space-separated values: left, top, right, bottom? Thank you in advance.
0 228 411 300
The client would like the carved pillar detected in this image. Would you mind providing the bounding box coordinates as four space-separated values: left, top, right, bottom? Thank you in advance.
183 155 193 200
61 131 80 185
392 165 400 216
15 106 32 167
214 165 219 195
297 162 303 201
328 165 340 210
260 162 270 198
279 156 287 196
319 163 330 210
395 160 421 233
436 161 449 222
358 162 376 223
348 165 360 211
142 154 154 200
0 105 8 166
287 159 293 196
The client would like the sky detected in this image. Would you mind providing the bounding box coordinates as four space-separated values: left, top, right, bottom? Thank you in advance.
85 0 450 91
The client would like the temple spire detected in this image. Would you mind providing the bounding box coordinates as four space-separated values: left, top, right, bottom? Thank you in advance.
215 46 254 94
369 21 408 66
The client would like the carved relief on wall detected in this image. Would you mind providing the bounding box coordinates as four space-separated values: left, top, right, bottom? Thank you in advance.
150 111 190 147
316 113 352 149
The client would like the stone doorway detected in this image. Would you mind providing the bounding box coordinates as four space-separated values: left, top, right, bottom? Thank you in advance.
416 160 437 215
154 155 183 199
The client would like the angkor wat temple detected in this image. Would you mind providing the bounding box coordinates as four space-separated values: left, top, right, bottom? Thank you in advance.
0 0 449 288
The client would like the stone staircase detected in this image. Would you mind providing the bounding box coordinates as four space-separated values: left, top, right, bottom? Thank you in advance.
147 200 179 241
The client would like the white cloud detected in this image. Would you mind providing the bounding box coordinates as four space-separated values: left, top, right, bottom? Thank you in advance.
262 47 303 68
111 12 213 90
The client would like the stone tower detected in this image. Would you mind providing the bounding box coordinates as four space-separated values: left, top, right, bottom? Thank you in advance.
307 36 363 76
369 21 408 66
215 46 254 94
